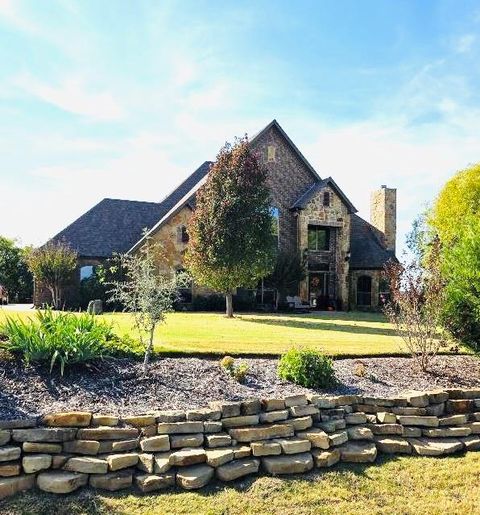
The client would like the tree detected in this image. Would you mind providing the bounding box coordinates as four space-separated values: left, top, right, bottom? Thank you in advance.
108 237 186 373
26 241 77 309
265 250 306 310
0 237 33 302
383 241 447 371
185 137 276 317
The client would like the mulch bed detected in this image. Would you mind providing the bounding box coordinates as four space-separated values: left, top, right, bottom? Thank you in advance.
1 355 479 419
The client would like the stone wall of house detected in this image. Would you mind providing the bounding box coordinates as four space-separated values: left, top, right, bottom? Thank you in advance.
349 269 385 311
1 388 479 499
298 186 351 308
370 186 397 253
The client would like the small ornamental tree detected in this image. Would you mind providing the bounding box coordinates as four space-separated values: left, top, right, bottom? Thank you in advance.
26 240 77 309
108 237 186 373
185 137 276 317
0 237 33 302
266 250 306 310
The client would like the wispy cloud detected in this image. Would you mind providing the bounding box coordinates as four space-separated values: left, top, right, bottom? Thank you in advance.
454 33 476 53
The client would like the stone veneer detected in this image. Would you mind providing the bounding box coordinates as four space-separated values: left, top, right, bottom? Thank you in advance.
1 388 479 499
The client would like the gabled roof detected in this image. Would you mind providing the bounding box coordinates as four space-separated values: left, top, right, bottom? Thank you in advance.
50 161 212 258
291 177 358 214
349 214 396 269
251 119 322 182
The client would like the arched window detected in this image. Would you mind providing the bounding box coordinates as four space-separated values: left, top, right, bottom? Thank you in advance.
357 276 372 306
270 207 280 246
80 265 94 281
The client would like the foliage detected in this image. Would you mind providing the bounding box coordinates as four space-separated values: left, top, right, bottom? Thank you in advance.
405 209 435 262
429 163 480 245
277 347 335 388
219 355 249 383
0 309 136 375
26 240 77 309
265 250 306 310
0 237 33 302
185 137 276 317
440 215 480 351
108 236 186 373
383 242 447 371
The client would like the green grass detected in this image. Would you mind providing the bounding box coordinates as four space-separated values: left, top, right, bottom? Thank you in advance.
0 308 462 357
1 454 479 514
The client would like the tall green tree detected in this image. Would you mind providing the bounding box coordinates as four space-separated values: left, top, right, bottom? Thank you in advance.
0 237 33 302
185 137 276 317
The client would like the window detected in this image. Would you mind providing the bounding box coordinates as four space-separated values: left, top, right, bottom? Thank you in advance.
267 145 276 162
357 276 372 306
308 226 330 251
80 265 94 281
323 191 331 207
177 225 189 244
270 207 280 244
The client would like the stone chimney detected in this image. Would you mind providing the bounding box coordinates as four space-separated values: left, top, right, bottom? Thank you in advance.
370 185 397 253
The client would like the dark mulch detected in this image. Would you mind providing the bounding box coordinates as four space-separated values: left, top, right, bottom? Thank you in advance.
0 355 479 419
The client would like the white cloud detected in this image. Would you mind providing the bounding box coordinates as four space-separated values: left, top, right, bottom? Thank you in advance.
455 34 476 53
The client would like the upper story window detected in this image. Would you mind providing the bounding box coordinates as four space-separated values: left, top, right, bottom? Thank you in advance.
270 207 280 245
308 225 330 251
267 145 276 162
177 225 189 244
80 265 94 281
323 191 331 207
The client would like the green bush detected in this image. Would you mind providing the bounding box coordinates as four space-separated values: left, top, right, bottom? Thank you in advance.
0 309 139 374
219 355 249 383
277 348 335 388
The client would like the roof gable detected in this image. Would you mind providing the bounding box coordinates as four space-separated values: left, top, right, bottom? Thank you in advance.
291 177 357 214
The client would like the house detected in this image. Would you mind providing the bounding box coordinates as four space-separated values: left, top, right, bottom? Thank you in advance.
35 120 397 311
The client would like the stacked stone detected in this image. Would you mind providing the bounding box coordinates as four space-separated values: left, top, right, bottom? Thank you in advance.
1 389 479 500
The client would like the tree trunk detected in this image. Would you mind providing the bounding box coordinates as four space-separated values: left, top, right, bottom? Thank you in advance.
143 326 155 375
226 292 233 318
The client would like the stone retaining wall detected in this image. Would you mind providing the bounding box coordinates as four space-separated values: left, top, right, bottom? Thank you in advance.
1 389 480 499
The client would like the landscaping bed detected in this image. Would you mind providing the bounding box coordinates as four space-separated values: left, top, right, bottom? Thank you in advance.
1 354 479 419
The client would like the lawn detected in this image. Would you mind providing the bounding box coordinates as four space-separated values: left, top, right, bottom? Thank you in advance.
1 454 479 515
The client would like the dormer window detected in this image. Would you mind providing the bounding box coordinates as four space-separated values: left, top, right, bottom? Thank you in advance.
323 191 331 207
267 145 276 162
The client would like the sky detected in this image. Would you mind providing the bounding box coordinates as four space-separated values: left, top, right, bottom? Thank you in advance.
1 0 480 256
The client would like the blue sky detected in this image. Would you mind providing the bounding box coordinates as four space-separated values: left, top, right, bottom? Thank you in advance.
1 0 479 255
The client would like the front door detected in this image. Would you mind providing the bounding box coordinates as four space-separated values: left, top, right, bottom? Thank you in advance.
308 272 329 310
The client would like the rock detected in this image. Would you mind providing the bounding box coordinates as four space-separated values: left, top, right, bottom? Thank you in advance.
77 427 139 440
216 458 260 481
377 412 396 424
284 394 308 408
92 415 119 426
204 421 223 433
329 431 349 446
206 448 234 467
289 405 319 417
0 430 10 446
438 414 468 426
107 439 138 452
273 438 311 454
297 428 330 449
105 453 139 471
42 412 92 427
23 442 62 454
347 427 374 441
0 475 35 500
392 407 427 416
0 462 20 477
135 473 175 492
169 448 207 467
186 408 221 421
262 452 313 475
426 403 445 416
262 398 286 412
155 410 186 423
22 454 52 473
314 398 337 409
87 299 103 315
396 416 439 427
0 446 21 462
427 390 449 404
317 420 346 433
335 395 360 406
339 442 377 463
0 418 36 430
366 415 377 424
229 423 294 442
209 401 241 418
312 448 341 468
403 427 422 437
12 428 77 443
154 453 172 474
409 438 463 456
405 392 430 408
51 455 70 469
368 424 403 435
259 410 289 424
375 436 411 454
467 422 480 434
137 453 154 473
37 471 88 494
140 435 170 452
232 445 251 459
122 415 156 427
241 399 262 415
205 433 232 448
90 470 132 491
157 422 204 434
64 456 108 474
362 396 397 407
461 435 480 451
170 433 203 449
471 412 480 421
222 415 259 428
280 416 312 431
63 440 100 455
422 427 471 438
251 442 281 456
345 413 367 425
446 400 474 414
176 464 214 489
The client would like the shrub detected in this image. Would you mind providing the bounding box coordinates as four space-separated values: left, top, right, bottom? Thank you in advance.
277 348 335 388
219 355 249 383
0 309 137 374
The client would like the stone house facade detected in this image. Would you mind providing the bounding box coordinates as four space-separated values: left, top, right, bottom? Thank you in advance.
38 120 397 311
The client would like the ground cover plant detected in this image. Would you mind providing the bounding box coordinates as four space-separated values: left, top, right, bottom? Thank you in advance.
278 347 335 387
